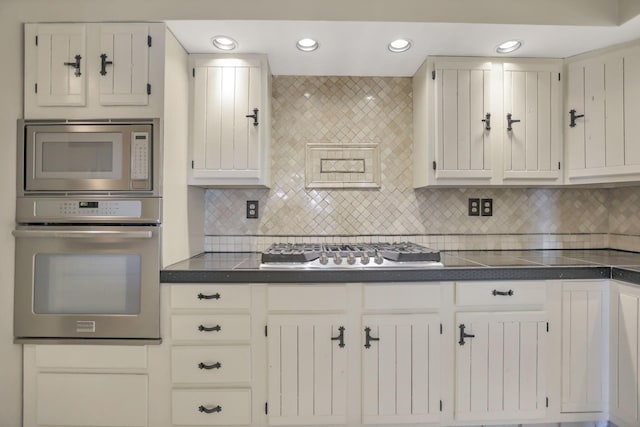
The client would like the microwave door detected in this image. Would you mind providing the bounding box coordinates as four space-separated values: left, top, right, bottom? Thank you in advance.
13 226 160 342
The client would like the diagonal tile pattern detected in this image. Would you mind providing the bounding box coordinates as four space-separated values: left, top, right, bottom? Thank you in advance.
204 75 639 251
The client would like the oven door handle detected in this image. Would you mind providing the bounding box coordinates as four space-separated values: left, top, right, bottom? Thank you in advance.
12 230 153 239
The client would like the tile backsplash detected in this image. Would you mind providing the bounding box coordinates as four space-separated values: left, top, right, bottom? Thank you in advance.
203 75 639 252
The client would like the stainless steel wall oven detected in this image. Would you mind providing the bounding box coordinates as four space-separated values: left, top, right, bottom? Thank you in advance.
14 119 162 344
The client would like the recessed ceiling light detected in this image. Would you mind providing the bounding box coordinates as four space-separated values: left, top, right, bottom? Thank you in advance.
212 36 237 51
496 40 522 54
296 38 319 52
388 38 412 53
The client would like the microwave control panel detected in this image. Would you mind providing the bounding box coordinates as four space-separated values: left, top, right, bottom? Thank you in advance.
130 132 150 182
35 200 143 218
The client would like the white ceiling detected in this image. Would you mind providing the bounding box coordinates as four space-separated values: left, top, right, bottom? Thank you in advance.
167 16 640 76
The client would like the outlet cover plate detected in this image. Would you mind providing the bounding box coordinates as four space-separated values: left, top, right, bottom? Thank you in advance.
246 200 259 219
481 198 493 216
468 198 480 216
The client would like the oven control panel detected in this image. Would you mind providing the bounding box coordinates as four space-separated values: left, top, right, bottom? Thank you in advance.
35 200 143 218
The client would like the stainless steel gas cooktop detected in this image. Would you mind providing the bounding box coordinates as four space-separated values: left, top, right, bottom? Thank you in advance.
260 242 442 269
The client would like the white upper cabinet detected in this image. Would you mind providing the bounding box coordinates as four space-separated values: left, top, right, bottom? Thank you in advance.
502 62 563 183
31 24 86 107
566 43 640 184
414 58 495 187
24 22 164 119
98 24 151 106
413 57 563 187
189 55 271 188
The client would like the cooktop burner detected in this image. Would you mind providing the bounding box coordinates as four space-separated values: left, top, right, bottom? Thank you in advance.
260 242 442 269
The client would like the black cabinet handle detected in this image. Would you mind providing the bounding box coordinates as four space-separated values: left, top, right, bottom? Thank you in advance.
197 292 220 300
99 53 113 76
506 113 521 131
481 112 491 131
458 324 475 346
198 405 222 414
569 109 585 128
245 108 259 126
331 326 345 348
364 327 380 349
63 54 82 77
492 289 514 296
198 324 221 332
198 362 222 370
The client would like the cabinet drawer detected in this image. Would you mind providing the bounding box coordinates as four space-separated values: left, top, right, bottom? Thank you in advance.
171 285 251 309
35 345 147 369
268 285 347 310
172 346 251 383
456 281 546 306
172 314 251 341
172 389 251 425
37 373 147 426
363 284 440 309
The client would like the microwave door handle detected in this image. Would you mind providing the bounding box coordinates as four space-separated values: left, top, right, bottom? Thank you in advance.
12 230 153 239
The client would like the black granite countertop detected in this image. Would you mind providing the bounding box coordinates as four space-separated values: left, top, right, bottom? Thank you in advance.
161 249 640 285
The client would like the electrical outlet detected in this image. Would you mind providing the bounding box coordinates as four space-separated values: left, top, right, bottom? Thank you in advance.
246 200 259 219
468 198 480 216
481 198 493 216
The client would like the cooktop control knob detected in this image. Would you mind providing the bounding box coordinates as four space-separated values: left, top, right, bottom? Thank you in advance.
333 253 342 265
319 252 329 265
361 253 370 265
374 251 384 265
347 252 356 265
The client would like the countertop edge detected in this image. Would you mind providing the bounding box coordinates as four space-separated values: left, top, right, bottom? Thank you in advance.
160 266 613 284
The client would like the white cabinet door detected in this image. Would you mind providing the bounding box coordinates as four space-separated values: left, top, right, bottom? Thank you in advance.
36 373 148 427
267 314 347 425
455 311 547 422
566 45 640 183
561 282 608 413
99 23 150 106
30 23 86 107
611 283 640 426
433 60 493 181
502 62 562 182
361 314 440 424
190 55 271 187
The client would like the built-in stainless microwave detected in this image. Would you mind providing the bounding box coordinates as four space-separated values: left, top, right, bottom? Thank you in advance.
17 119 160 196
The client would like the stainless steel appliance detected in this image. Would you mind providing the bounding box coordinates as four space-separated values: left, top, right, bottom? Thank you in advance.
260 242 443 269
14 119 162 344
17 119 159 196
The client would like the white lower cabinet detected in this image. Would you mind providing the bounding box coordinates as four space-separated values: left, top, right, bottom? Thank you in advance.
267 314 348 425
561 282 608 413
455 311 548 421
610 281 640 427
361 314 441 424
23 345 149 427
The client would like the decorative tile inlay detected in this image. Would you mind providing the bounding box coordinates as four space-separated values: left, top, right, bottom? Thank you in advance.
306 143 380 188
202 75 640 252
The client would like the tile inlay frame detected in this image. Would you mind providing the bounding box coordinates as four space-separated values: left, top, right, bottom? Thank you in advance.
305 142 381 189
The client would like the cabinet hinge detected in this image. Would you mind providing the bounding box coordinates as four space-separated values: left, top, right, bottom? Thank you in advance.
264 325 268 337
431 70 436 80
546 397 549 408
191 160 194 169
558 161 561 170
265 402 268 414
546 322 550 332
147 83 151 95
35 35 38 46
34 83 37 94
440 323 443 334
192 68 195 78
558 73 561 81
432 161 437 171
147 35 152 47
439 400 443 411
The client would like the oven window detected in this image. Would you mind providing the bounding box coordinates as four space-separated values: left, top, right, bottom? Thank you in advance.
33 254 141 314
